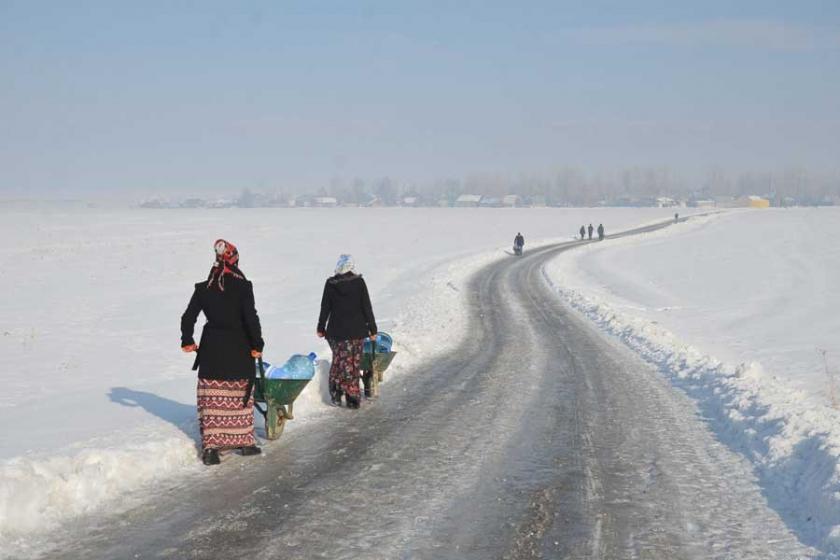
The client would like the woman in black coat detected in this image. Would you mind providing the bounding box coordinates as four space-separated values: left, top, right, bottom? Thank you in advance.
181 239 264 465
317 254 377 409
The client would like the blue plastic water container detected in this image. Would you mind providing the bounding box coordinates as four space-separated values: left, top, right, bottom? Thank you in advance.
261 352 317 380
363 332 393 354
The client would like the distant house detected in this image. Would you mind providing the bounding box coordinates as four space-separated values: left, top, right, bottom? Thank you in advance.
690 199 716 208
455 194 482 207
179 198 206 208
402 196 419 207
313 196 338 208
479 197 502 208
207 198 235 208
291 195 313 207
747 195 770 208
265 194 291 207
655 197 677 208
741 195 770 208
502 194 521 207
719 195 770 209
139 197 169 209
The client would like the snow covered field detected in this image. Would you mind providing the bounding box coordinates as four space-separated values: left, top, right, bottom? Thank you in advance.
0 205 682 553
545 208 840 554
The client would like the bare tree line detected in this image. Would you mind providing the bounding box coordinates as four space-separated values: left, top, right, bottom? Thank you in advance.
140 166 840 208
312 166 840 206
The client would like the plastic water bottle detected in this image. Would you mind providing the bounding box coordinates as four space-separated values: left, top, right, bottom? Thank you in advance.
266 352 317 380
363 333 393 354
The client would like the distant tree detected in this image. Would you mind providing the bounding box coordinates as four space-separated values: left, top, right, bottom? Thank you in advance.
237 188 256 208
374 177 397 206
352 178 368 205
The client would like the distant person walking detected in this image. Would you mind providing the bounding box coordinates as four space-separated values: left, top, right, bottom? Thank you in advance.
579 225 586 240
317 254 378 409
181 239 264 466
674 212 679 223
597 223 605 241
587 224 594 240
513 232 525 255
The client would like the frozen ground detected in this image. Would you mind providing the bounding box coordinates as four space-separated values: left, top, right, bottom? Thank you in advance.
545 207 840 554
0 205 683 550
13 219 816 560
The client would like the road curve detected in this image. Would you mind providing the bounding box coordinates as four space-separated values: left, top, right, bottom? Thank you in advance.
53 219 812 560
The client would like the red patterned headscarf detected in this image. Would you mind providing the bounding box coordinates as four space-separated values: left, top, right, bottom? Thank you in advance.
207 239 246 291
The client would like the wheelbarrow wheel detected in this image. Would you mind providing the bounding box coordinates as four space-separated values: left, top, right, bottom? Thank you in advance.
363 369 379 399
265 405 287 440
274 415 286 438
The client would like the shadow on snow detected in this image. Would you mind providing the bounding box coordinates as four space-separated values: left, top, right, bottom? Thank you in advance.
107 387 200 449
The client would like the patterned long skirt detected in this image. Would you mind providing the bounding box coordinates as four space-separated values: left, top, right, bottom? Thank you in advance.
328 339 363 401
197 378 256 451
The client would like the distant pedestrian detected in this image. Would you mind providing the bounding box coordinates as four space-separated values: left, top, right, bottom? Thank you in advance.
513 232 525 256
317 254 378 409
597 223 605 240
181 239 264 466
579 225 586 240
587 224 594 240
674 212 679 223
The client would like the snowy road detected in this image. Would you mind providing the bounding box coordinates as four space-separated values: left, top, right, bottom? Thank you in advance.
52 222 812 559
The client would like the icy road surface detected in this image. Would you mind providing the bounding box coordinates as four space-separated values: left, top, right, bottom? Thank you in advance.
50 221 812 560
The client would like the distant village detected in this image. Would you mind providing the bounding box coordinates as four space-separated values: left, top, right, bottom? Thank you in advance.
139 170 840 210
139 190 834 210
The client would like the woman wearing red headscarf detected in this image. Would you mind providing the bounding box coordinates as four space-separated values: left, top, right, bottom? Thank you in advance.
181 239 264 465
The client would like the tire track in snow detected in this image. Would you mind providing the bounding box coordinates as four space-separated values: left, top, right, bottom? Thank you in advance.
41 219 812 560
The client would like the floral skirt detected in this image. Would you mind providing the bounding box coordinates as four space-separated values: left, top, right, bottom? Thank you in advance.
328 339 363 400
197 378 256 450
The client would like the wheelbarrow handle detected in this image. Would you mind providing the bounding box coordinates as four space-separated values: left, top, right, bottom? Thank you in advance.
244 356 266 408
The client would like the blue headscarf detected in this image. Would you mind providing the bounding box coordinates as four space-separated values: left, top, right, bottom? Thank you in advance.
334 254 355 275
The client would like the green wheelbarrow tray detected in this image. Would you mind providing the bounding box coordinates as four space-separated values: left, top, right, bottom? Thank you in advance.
253 376 311 440
360 351 397 381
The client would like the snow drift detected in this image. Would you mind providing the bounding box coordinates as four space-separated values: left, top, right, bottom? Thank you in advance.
544 209 840 554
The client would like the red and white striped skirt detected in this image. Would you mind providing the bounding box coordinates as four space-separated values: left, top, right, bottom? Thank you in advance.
197 378 256 450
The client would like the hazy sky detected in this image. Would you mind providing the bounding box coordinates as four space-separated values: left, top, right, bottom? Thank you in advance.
1 1 838 196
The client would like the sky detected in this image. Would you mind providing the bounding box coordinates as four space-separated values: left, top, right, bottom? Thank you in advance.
1 1 839 197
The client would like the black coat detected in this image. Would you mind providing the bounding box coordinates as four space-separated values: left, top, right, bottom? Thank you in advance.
317 273 377 341
181 277 264 380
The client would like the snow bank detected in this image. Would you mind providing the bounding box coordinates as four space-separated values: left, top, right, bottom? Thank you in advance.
543 208 840 554
0 437 199 533
0 206 685 553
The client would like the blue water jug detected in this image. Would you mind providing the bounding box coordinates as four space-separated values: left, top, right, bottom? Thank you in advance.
363 332 393 354
264 352 317 380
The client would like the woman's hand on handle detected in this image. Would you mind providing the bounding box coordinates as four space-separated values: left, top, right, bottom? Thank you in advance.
317 331 325 338
250 349 262 359
181 344 198 353
369 333 377 341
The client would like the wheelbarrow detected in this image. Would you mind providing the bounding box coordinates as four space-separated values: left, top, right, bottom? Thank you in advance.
253 354 315 440
360 332 397 398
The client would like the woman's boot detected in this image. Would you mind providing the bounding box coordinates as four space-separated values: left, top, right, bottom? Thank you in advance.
362 370 374 398
202 448 221 465
329 381 343 406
